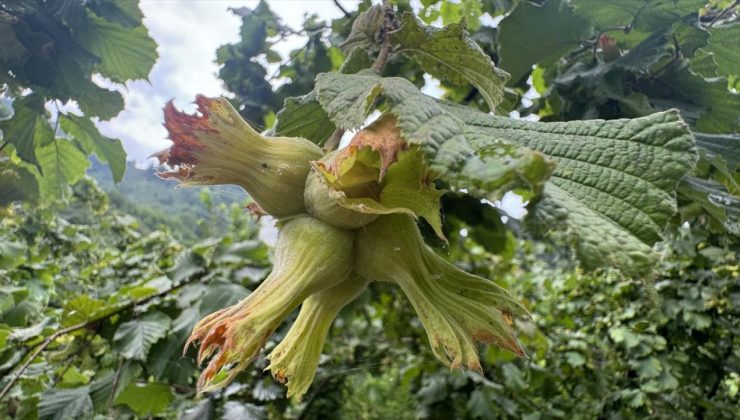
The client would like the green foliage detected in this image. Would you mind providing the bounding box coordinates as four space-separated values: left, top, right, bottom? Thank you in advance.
0 179 273 418
217 0 347 128
114 382 175 417
1 0 739 418
498 0 590 85
392 12 510 110
0 0 157 202
703 23 740 88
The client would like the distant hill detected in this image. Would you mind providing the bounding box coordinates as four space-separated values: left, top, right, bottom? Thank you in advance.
87 159 249 242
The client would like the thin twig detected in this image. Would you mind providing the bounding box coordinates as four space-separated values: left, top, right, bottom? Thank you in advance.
332 0 351 18
707 0 738 28
0 278 197 401
106 359 126 410
371 0 395 74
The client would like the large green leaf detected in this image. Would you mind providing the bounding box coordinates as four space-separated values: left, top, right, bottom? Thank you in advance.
441 102 696 274
38 387 94 420
76 82 125 121
34 139 90 198
315 71 554 200
76 12 157 83
644 61 740 133
61 115 126 182
61 295 105 327
693 132 740 172
0 22 29 65
0 95 53 167
113 311 171 361
703 23 740 88
497 0 590 85
114 383 174 417
392 12 510 110
570 0 706 31
89 0 144 28
0 160 39 205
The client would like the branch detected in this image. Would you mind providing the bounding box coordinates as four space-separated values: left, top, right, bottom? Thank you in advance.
0 276 198 401
332 0 351 18
371 0 395 74
707 0 738 28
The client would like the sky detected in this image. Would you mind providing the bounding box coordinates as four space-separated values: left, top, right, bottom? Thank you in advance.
96 0 364 163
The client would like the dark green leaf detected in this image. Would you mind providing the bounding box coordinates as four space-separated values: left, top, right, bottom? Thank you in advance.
34 139 90 198
693 132 740 172
114 382 174 417
76 81 125 120
113 311 171 361
497 0 590 85
339 48 375 75
273 91 336 145
392 12 510 110
467 390 496 419
703 23 740 87
222 401 266 420
76 12 157 83
89 0 144 28
61 295 104 327
38 387 94 420
571 0 706 31
0 160 39 205
0 23 30 65
646 61 740 133
0 95 52 167
61 115 126 182
0 238 27 269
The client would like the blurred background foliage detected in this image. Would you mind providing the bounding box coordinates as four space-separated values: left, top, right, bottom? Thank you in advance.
1 0 739 418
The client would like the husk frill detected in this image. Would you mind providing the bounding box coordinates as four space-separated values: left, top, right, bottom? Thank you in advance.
267 274 369 398
155 95 322 218
355 214 527 370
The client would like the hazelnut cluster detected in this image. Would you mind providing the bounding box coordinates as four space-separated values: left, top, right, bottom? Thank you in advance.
156 96 525 398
